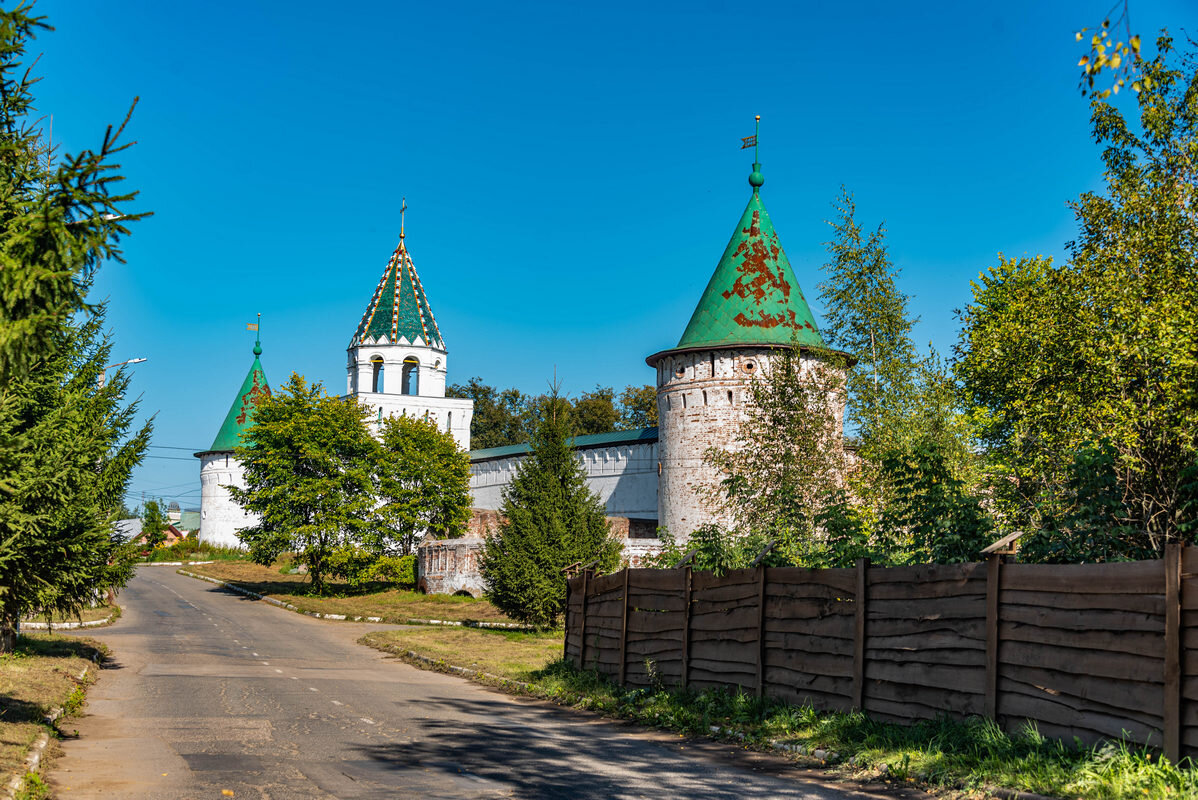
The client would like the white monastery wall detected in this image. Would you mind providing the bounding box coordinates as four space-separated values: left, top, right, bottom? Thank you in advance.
197 452 259 549
356 391 473 451
470 440 659 520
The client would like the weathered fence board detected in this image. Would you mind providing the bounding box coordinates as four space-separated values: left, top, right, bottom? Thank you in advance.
566 550 1197 757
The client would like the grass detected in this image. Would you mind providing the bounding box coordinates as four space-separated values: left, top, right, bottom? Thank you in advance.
140 538 247 563
359 625 1198 800
20 603 118 625
361 627 563 681
0 634 103 790
186 560 515 623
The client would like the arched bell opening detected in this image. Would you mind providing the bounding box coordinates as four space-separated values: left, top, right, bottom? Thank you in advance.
371 356 385 393
401 357 420 396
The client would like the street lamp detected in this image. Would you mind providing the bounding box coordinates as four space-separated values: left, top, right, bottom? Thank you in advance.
98 357 146 388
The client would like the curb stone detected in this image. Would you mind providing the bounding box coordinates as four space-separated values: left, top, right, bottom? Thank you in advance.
176 569 531 630
21 612 116 631
2 653 99 800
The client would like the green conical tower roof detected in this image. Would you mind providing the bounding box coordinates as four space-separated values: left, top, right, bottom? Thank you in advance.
200 342 271 454
350 236 444 350
670 165 826 353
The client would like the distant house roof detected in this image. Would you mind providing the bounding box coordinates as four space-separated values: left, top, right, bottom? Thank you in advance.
113 518 141 542
470 426 659 464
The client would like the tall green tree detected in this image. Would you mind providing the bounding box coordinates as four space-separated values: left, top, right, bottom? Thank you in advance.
232 374 379 594
479 388 621 628
0 310 150 650
375 414 472 555
140 499 169 550
957 33 1198 557
706 343 848 560
0 8 149 384
820 189 918 457
617 384 657 429
571 385 619 436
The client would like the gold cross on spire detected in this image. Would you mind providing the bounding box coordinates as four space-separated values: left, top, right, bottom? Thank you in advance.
400 197 407 240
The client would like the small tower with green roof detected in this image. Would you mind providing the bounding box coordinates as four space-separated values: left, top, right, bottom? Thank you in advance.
346 205 473 447
646 137 847 540
194 338 272 548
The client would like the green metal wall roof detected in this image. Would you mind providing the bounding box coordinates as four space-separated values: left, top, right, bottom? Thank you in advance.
198 344 271 454
350 238 444 349
470 426 659 463
673 169 825 351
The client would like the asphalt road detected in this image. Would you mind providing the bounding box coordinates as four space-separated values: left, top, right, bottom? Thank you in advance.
51 568 890 799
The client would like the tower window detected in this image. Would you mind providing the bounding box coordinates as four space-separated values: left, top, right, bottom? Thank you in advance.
402 357 420 395
728 390 734 404
371 356 385 393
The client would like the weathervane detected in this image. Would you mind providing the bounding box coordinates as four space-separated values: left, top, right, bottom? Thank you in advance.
741 114 760 162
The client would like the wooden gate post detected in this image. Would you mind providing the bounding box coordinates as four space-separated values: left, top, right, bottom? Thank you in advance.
681 566 692 689
756 565 768 697
1164 543 1182 764
853 558 869 711
618 568 631 686
579 569 590 671
985 554 1003 720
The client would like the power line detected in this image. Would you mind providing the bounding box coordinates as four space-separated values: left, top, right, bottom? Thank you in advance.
147 445 204 451
143 455 198 462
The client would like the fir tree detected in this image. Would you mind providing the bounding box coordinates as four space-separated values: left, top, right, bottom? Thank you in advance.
480 388 621 628
0 310 151 651
232 374 378 594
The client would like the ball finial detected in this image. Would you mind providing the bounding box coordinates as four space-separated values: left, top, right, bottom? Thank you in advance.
253 342 262 356
749 162 764 190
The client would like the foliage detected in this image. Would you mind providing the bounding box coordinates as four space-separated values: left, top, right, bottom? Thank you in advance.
0 8 149 384
0 310 149 652
617 384 658 428
820 188 918 457
326 548 417 589
705 342 847 563
232 374 378 594
1075 1 1144 99
572 385 620 435
139 534 245 563
0 6 150 653
957 34 1198 558
449 377 659 448
446 377 532 449
139 499 169 549
480 388 621 628
646 525 770 576
375 414 471 555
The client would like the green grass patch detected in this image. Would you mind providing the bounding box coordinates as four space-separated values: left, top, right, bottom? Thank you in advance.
359 623 1198 799
361 627 563 682
0 635 103 788
186 560 514 622
20 603 118 625
140 538 247 562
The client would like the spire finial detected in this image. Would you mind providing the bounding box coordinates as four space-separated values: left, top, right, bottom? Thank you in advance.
253 312 262 356
749 115 764 193
399 197 407 240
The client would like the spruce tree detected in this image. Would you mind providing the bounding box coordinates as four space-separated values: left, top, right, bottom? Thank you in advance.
0 310 151 650
480 389 621 628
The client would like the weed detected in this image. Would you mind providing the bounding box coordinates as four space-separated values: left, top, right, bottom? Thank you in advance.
15 772 49 800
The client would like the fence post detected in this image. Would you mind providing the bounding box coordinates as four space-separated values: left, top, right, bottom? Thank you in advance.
579 569 590 670
756 565 767 698
564 574 571 660
618 568 631 686
853 557 869 711
1165 543 1182 764
985 554 1002 720
681 566 692 690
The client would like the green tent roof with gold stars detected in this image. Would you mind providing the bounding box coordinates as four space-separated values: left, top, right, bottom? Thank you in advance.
350 237 444 350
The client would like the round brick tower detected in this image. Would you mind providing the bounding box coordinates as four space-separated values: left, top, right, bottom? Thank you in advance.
646 152 845 542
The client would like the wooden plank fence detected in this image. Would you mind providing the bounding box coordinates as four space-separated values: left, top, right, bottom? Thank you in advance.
565 544 1195 761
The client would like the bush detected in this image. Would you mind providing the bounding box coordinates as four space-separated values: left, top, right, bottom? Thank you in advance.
364 554 416 588
326 547 417 589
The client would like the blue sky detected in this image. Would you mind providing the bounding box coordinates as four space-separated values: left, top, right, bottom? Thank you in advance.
31 0 1191 510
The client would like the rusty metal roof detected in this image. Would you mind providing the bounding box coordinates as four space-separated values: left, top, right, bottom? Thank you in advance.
195 342 271 455
350 236 444 350
665 165 825 355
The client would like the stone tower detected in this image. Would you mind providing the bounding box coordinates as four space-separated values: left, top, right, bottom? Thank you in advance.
646 156 842 541
194 339 271 548
347 216 473 447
